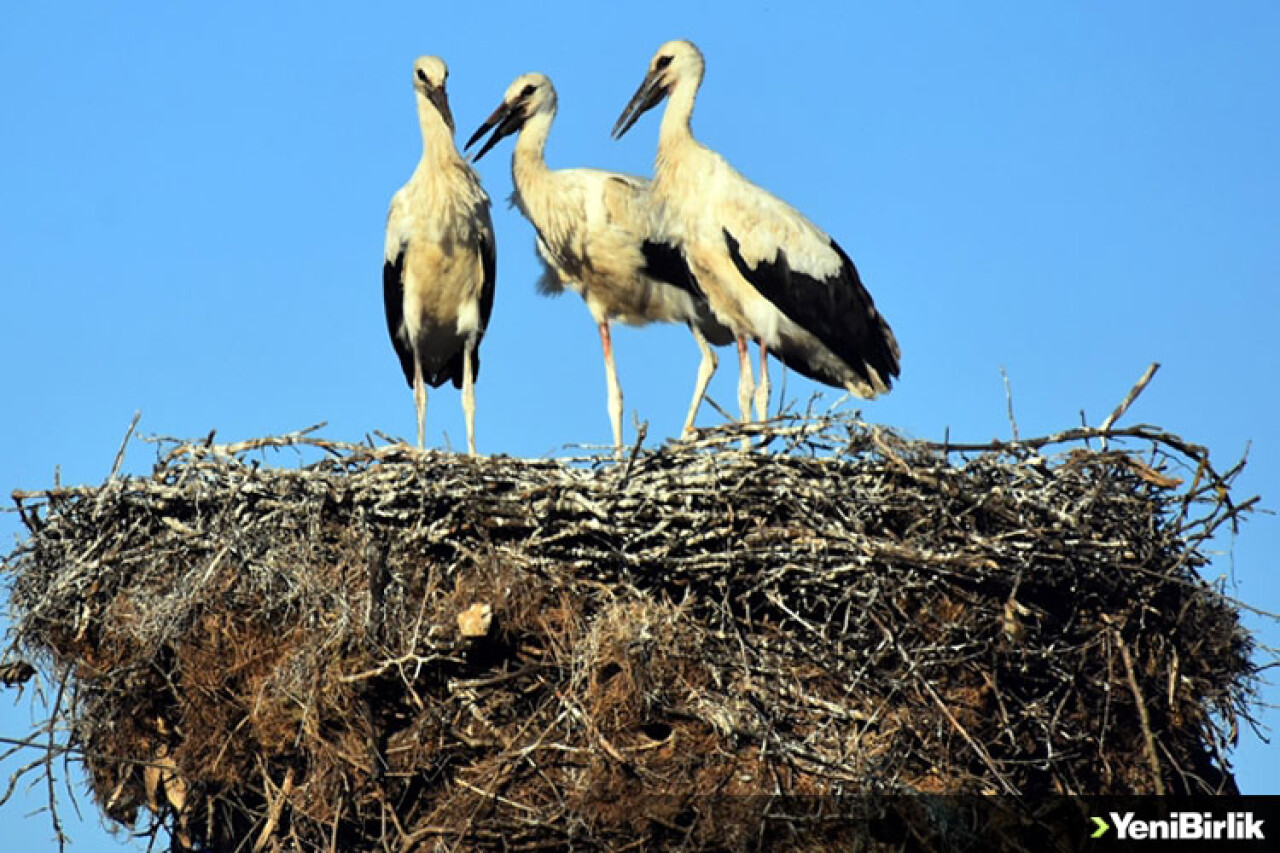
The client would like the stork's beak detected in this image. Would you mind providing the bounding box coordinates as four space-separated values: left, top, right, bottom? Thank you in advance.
423 84 455 134
612 69 667 140
465 100 524 162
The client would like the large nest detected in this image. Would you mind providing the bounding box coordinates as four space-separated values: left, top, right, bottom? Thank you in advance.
2 411 1262 851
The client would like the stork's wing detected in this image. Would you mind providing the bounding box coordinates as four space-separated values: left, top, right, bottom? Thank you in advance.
477 214 497 333
640 239 700 297
462 205 497 388
598 174 702 298
383 193 418 387
719 191 900 392
382 244 415 387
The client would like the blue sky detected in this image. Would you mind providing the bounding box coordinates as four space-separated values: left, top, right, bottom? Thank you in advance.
2 2 1277 847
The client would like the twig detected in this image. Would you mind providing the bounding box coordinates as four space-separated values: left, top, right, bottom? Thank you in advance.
1109 622 1166 795
44 671 69 853
1100 363 1160 450
109 411 142 481
1001 367 1019 442
157 422 328 462
253 764 295 852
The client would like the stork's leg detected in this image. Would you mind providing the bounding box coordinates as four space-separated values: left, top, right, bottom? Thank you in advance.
462 336 477 457
735 335 755 424
598 321 623 454
413 361 427 451
755 341 770 421
681 324 718 437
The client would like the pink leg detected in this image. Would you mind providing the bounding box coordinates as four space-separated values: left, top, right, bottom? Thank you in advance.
737 333 752 425
413 360 427 450
755 341 770 421
599 322 623 452
735 335 755 424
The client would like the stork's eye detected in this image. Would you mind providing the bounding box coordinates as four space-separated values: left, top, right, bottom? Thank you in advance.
520 84 536 98
416 68 429 84
655 55 672 71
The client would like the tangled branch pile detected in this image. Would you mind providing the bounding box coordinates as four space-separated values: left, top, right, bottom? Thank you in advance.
3 414 1261 851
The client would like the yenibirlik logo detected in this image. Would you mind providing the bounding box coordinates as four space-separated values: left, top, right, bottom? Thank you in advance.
1091 811 1265 841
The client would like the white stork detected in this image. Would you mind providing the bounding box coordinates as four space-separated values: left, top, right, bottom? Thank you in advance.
384 56 496 454
613 40 900 423
464 73 731 452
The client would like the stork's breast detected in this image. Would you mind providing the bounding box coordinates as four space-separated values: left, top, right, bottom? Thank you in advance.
402 241 485 334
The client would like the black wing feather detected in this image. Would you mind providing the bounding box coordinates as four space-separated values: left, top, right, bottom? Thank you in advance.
724 229 899 390
477 228 497 334
640 239 701 297
382 247 415 388
466 228 498 387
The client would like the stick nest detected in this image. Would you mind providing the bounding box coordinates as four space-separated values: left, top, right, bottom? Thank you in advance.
3 415 1262 851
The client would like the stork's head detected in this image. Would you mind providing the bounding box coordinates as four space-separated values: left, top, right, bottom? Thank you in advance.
464 73 557 162
412 55 454 133
612 40 704 140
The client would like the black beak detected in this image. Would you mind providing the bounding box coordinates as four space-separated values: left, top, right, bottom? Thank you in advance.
465 100 525 162
612 70 667 140
425 84 455 134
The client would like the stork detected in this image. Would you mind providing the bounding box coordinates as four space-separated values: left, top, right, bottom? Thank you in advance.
384 56 496 454
613 40 900 424
464 73 731 452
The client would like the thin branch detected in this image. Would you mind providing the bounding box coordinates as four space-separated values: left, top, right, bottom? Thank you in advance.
1109 621 1166 795
1101 362 1160 450
1001 366 1019 442
109 411 142 481
44 672 69 853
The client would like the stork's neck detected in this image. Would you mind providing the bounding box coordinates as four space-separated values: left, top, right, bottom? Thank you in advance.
416 95 463 168
654 73 704 194
658 72 699 148
513 109 553 171
511 108 554 204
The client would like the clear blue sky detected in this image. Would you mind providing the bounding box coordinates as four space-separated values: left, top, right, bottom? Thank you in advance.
2 2 1276 847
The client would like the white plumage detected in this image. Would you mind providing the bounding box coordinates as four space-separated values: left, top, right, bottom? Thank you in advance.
614 40 900 423
384 56 496 455
465 72 730 451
